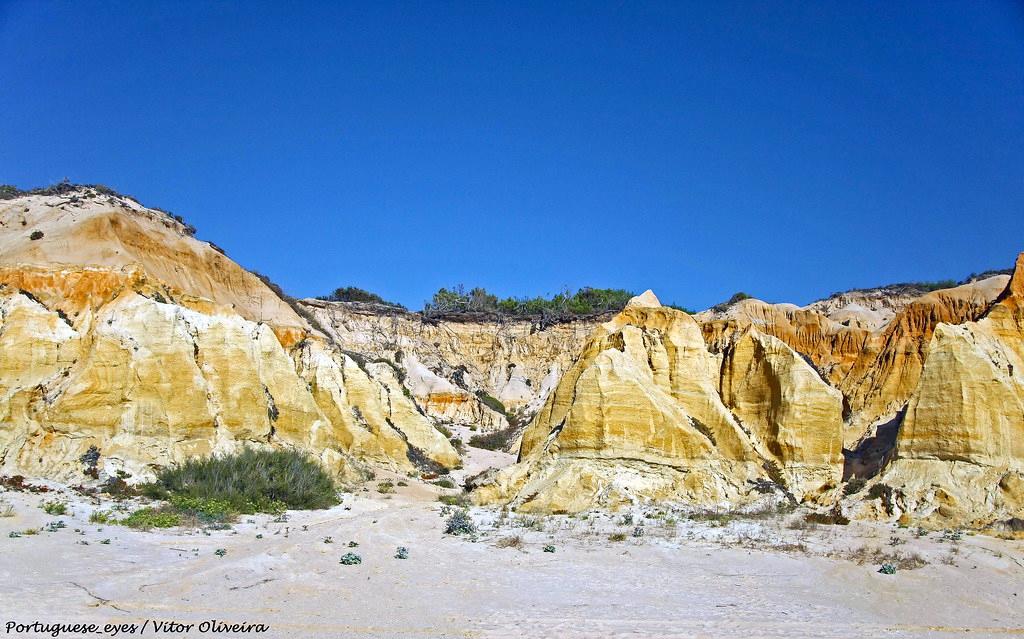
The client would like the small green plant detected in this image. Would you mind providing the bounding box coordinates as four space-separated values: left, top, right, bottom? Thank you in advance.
89 510 114 524
339 552 362 565
942 529 963 542
443 509 477 536
8 531 21 538
632 526 645 538
29 230 44 240
22 528 38 536
256 534 263 539
42 501 67 515
608 532 627 542
438 494 470 507
878 563 897 575
0 501 14 518
79 445 101 478
434 478 456 489
348 540 359 547
214 548 227 557
376 480 394 494
394 546 409 559
468 424 519 451
804 506 850 526
397 480 408 487
475 391 507 416
99 538 110 544
844 477 866 496
867 483 892 500
44 520 67 532
323 536 334 544
543 545 556 553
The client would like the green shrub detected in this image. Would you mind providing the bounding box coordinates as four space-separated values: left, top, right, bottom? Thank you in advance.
804 509 850 526
79 445 100 478
317 286 406 309
154 448 337 512
543 545 556 553
867 483 892 500
608 532 627 542
424 285 636 319
438 494 469 507
394 546 409 559
468 426 519 451
121 507 182 529
433 478 456 489
340 552 362 565
844 477 867 496
29 230 43 241
42 501 67 515
711 291 753 313
475 392 507 416
443 509 477 535
137 482 169 500
168 494 250 523
89 510 113 524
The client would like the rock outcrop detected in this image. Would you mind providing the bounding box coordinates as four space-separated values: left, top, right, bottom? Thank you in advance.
873 254 1024 526
0 186 307 344
699 276 1008 448
302 298 601 435
0 189 458 481
2 185 1021 527
472 292 843 513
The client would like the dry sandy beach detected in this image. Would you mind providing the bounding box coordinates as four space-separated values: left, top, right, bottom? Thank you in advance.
1 468 1022 639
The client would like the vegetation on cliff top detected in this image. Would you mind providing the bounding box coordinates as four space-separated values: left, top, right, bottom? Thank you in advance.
423 285 637 318
824 268 1013 300
316 286 406 309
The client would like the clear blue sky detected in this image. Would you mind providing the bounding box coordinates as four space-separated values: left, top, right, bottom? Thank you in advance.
2 1 1022 310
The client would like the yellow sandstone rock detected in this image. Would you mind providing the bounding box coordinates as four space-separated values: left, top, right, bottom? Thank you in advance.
720 328 843 491
473 292 842 512
0 189 459 480
877 254 1024 526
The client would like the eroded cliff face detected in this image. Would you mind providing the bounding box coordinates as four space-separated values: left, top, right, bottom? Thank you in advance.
699 277 1008 448
0 190 457 481
471 292 844 513
870 254 1024 526
302 298 602 437
2 187 1020 527
0 188 307 345
472 266 1023 525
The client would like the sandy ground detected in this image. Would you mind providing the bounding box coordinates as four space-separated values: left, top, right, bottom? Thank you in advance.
1 471 1023 639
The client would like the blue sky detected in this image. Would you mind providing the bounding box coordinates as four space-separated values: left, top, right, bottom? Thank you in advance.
2 1 1022 310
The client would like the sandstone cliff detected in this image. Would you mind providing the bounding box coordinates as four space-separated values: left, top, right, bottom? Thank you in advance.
0 189 458 481
870 253 1024 526
302 298 602 438
0 186 307 345
699 276 1008 448
472 292 844 513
